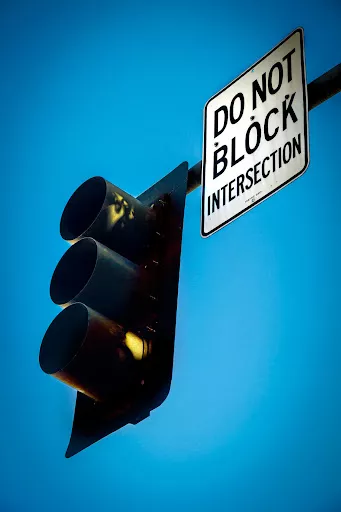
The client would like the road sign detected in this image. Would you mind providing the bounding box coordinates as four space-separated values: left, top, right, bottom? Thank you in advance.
201 27 309 237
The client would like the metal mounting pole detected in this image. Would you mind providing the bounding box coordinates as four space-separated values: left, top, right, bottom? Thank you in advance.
186 63 341 194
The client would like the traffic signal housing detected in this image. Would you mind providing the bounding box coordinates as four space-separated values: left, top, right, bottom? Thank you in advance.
39 162 188 457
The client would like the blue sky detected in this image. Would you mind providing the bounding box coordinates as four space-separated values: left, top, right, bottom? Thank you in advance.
2 1 341 511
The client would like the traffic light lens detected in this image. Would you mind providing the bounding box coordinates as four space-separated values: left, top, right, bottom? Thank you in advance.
60 177 106 241
39 303 89 374
50 238 97 305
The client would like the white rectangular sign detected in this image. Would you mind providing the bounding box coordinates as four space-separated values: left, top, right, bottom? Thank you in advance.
201 28 309 237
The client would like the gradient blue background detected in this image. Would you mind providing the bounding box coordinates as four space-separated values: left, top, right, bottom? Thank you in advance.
2 1 341 511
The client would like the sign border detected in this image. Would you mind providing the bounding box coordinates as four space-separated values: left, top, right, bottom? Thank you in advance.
201 27 309 238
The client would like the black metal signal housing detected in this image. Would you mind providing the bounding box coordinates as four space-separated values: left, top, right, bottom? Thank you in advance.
39 162 188 457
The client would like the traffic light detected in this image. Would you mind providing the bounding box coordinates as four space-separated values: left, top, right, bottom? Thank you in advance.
39 162 189 458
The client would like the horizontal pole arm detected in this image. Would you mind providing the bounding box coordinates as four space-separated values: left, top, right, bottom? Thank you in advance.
186 62 341 194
